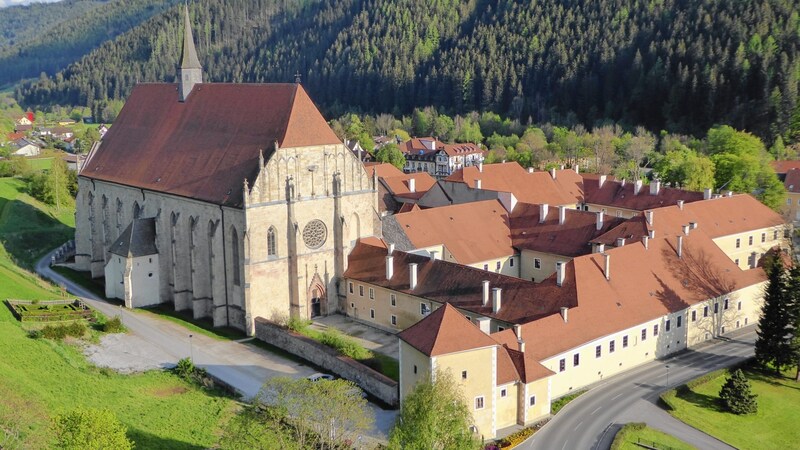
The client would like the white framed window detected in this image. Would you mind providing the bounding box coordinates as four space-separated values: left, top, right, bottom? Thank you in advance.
359 285 364 297
761 232 766 243
529 395 536 406
391 315 397 326
666 319 671 332
653 324 659 336
748 235 753 245
559 359 565 372
475 396 485 410
510 258 514 267
534 258 541 269
496 261 501 271
622 336 628 348
573 353 580 367
735 238 741 248
595 345 601 358
724 298 729 310
370 309 375 319
677 316 682 327
609 340 615 353
350 302 354 308
462 370 468 380
390 294 396 306
483 264 489 271
500 388 507 397
641 329 647 341
348 282 353 294
369 287 374 300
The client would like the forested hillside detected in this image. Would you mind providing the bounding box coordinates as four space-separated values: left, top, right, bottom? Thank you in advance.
0 0 106 52
14 0 800 142
0 0 180 86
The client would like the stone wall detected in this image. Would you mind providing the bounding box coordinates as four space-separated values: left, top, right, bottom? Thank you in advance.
254 317 399 407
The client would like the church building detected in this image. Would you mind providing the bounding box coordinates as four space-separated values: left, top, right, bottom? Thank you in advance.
74 7 378 334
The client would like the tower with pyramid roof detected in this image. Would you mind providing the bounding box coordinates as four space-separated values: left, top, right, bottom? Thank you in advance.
178 5 203 101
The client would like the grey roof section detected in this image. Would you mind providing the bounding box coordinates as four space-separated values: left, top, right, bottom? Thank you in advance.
180 5 202 69
109 218 158 257
380 214 415 251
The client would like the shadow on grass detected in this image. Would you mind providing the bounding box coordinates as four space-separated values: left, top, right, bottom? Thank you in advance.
127 427 207 450
746 368 800 391
674 387 724 413
0 199 73 269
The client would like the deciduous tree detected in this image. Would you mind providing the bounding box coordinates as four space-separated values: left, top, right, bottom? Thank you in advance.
52 407 133 450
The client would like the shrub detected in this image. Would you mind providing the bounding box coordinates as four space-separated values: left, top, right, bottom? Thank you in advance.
28 329 42 339
102 316 125 333
320 328 372 360
286 316 311 332
551 390 586 415
174 357 196 379
40 323 85 340
719 369 758 414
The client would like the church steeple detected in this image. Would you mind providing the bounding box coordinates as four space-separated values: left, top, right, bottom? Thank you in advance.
178 4 202 102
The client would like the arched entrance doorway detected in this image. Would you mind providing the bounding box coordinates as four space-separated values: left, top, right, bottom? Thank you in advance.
307 274 326 319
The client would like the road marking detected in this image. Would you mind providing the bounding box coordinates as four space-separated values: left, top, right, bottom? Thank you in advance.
562 440 569 450
591 406 602 415
704 354 716 360
574 421 583 431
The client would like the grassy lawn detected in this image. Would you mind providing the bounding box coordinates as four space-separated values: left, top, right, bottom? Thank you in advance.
0 176 237 449
27 157 53 171
611 423 696 450
661 364 800 449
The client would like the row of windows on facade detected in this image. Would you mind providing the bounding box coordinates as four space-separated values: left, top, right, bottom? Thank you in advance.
556 298 741 372
735 230 779 248
483 258 514 272
408 364 533 411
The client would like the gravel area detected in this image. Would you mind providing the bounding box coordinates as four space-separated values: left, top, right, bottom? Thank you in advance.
83 333 175 374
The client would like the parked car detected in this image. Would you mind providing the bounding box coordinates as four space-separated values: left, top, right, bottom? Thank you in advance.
307 372 335 382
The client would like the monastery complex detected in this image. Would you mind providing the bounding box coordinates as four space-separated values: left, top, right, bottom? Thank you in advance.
73 8 788 440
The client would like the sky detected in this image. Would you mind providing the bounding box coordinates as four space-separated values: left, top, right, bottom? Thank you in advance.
0 0 62 8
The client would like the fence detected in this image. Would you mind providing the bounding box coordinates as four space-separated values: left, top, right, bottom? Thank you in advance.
6 298 93 322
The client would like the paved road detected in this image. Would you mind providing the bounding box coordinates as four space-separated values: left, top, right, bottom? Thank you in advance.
35 250 397 438
525 327 757 450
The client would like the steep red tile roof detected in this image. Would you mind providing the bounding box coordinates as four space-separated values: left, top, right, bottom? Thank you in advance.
446 162 579 206
397 303 497 357
394 200 513 263
496 345 521 385
784 168 800 193
493 227 768 361
582 176 705 211
365 162 404 179
344 242 576 324
80 83 340 207
510 203 624 256
503 346 554 383
772 160 800 174
383 172 437 200
401 137 483 157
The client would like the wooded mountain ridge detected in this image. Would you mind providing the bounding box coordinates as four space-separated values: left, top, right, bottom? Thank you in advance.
10 0 800 143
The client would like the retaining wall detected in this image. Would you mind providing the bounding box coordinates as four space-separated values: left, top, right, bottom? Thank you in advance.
254 317 399 407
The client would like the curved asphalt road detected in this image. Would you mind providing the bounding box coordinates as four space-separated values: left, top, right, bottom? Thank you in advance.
35 249 397 439
524 327 757 450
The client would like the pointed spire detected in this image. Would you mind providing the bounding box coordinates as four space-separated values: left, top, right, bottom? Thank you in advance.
180 5 202 70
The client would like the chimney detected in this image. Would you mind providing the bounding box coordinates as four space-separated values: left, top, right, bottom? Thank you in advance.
558 206 566 225
595 243 605 254
387 243 395 255
475 179 482 190
574 165 580 174
599 175 607 188
550 168 557 180
596 211 604 230
492 288 502 313
408 178 416 193
689 221 698 230
603 253 611 280
634 179 643 195
642 235 649 249
560 306 569 323
556 262 565 286
648 229 655 239
482 280 490 306
386 256 394 280
703 188 712 200
560 164 565 170
513 323 522 340
409 263 418 289
616 237 626 247
726 190 733 197
478 162 483 173
518 340 526 353
539 204 549 223
476 317 491 334
682 224 690 235
650 180 661 195
645 210 654 225
677 235 683 258
528 167 535 173
677 200 684 210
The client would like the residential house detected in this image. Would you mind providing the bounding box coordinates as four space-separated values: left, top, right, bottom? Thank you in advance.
772 160 800 222
365 162 436 213
11 138 41 157
402 137 484 178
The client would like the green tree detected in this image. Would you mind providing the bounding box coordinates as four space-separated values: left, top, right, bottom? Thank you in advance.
755 255 794 374
653 147 715 190
217 406 299 450
388 370 481 450
27 158 73 209
53 407 133 450
375 143 406 170
256 377 373 449
718 369 758 415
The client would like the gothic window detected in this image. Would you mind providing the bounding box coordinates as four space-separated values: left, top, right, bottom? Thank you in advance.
115 199 123 234
189 217 197 290
231 227 241 286
267 226 277 257
208 220 216 293
101 195 110 246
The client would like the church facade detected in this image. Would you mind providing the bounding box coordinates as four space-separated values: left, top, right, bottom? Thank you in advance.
74 7 378 334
